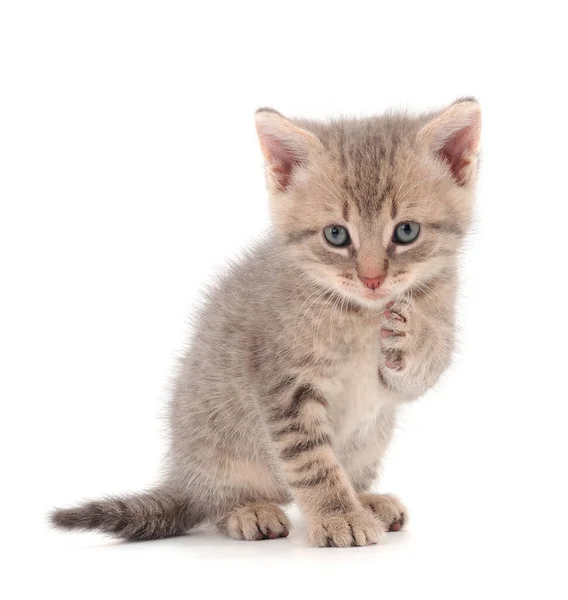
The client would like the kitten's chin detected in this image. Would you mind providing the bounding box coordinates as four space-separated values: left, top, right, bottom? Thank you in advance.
352 295 391 311
336 287 393 311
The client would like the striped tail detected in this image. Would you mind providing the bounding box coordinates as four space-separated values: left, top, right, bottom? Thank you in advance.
50 489 202 541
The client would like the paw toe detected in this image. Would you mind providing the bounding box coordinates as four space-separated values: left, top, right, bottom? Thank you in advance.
389 520 402 532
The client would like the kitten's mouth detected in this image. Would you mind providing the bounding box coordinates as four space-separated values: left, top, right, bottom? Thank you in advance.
360 289 389 300
337 283 391 308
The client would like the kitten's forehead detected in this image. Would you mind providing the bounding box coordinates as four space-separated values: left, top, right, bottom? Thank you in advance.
296 115 426 220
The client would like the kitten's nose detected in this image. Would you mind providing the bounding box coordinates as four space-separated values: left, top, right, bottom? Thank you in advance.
358 273 385 291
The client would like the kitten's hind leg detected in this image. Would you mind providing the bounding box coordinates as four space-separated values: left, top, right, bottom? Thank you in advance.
359 493 407 532
217 502 290 541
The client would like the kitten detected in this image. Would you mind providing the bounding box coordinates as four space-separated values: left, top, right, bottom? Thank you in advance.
51 99 481 547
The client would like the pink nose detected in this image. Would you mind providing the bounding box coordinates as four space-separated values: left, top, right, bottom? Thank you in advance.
358 274 385 291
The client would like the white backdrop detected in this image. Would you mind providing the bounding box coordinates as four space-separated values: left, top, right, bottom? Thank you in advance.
1 1 567 598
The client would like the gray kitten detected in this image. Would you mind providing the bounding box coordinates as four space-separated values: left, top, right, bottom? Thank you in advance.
51 99 481 547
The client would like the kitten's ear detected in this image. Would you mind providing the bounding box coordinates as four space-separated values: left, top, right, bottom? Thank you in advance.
255 108 322 192
418 98 482 186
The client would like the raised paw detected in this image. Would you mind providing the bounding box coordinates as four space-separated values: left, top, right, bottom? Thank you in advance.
308 509 385 547
359 493 407 532
380 301 411 371
219 502 290 541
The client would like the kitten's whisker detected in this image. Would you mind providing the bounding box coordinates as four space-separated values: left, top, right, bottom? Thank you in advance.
312 288 338 348
293 287 331 345
413 281 447 321
394 175 439 206
312 181 345 207
392 161 414 214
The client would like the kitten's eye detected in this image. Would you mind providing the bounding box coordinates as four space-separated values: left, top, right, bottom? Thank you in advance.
393 222 421 244
323 225 351 247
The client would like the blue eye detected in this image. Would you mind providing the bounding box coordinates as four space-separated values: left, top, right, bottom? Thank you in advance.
324 225 351 247
393 222 420 244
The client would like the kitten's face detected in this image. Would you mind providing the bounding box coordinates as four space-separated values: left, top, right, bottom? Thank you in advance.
256 102 480 310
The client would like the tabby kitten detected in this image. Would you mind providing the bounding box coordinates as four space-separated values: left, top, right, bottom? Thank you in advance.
51 99 481 547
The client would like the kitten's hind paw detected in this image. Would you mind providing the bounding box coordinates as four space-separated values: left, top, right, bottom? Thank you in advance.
218 502 290 541
359 493 407 532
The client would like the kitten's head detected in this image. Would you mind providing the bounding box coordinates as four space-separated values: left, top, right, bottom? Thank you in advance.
255 100 481 309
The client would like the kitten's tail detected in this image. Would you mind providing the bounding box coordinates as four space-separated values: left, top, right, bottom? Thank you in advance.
50 488 203 541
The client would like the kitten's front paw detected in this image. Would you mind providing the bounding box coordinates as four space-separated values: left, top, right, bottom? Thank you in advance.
220 502 290 541
380 301 413 372
359 493 407 532
308 510 385 547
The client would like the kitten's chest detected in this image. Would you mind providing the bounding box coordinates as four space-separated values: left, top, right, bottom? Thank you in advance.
318 333 393 446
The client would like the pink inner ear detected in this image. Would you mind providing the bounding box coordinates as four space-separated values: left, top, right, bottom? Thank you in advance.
438 123 479 185
262 135 304 191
